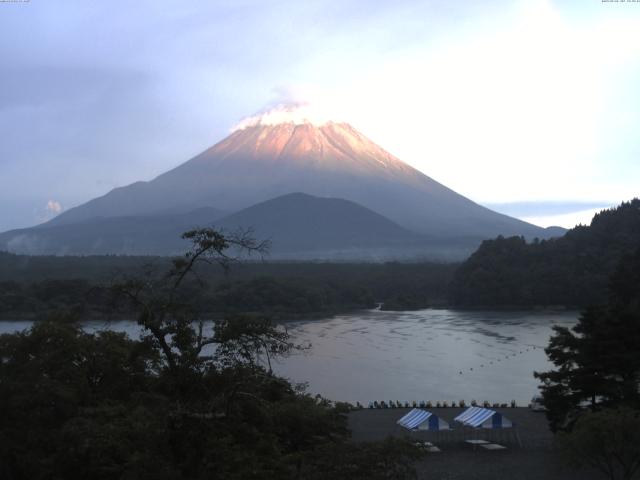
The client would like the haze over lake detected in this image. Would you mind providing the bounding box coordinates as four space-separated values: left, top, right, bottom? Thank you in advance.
1 309 576 405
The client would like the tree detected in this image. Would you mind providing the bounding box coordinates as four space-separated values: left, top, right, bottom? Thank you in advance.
112 227 271 375
559 407 640 480
1 228 426 479
300 437 424 480
213 314 302 373
0 320 162 479
535 247 640 431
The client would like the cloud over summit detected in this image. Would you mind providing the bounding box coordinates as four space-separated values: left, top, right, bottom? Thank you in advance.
46 200 63 214
232 103 340 131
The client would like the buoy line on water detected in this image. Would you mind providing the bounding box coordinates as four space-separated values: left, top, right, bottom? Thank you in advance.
456 344 545 376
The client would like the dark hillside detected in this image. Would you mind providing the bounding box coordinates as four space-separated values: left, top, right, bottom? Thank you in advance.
450 199 640 307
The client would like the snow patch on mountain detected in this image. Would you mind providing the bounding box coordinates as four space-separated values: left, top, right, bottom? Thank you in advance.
232 103 339 130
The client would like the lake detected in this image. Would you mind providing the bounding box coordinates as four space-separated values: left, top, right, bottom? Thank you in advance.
0 309 577 405
275 309 577 405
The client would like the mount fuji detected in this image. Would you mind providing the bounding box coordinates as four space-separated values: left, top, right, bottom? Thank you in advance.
0 107 560 259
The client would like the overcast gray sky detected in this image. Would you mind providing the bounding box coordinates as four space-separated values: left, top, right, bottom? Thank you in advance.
0 0 638 231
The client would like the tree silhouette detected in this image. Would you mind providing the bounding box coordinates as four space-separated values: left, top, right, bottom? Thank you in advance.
535 247 640 431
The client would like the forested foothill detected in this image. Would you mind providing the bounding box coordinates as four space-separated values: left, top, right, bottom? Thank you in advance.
450 199 640 308
0 253 456 320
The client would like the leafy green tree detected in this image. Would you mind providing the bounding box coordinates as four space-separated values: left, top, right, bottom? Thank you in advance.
0 320 161 479
559 407 640 480
213 314 302 373
111 228 270 374
535 247 640 431
301 437 424 480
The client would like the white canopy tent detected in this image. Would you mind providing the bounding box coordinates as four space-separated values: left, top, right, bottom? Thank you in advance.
454 406 513 429
397 409 451 432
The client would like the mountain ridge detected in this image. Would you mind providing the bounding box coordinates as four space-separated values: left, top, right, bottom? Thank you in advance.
4 115 561 259
0 207 226 256
46 120 550 239
2 193 467 259
213 192 464 260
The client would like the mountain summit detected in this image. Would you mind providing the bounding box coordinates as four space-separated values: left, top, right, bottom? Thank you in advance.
50 113 546 237
51 120 436 227
3 108 558 258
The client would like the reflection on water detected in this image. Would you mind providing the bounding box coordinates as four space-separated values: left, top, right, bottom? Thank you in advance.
274 309 577 404
0 309 576 404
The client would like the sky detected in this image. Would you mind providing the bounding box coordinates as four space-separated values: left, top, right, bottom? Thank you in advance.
0 0 638 231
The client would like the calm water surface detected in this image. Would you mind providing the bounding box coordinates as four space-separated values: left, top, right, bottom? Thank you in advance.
274 309 577 405
0 309 576 405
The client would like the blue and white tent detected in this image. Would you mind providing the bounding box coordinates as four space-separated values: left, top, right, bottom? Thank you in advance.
397 409 450 431
454 407 513 429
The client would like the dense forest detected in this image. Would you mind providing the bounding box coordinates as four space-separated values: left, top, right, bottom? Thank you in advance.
450 199 640 307
0 253 456 319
